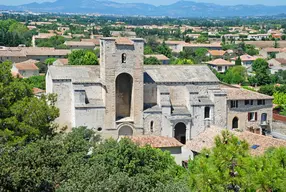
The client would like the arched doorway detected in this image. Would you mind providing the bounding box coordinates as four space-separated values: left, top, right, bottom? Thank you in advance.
232 117 239 129
174 122 186 144
116 73 133 120
118 126 133 136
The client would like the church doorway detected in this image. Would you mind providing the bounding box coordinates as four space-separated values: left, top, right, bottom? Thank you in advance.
116 73 133 120
118 125 133 136
174 122 186 144
232 117 239 129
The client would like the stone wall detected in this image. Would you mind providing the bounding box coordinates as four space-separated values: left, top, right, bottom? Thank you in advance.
227 100 273 131
272 121 286 135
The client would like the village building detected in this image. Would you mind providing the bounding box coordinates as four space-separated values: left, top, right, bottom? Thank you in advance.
206 50 226 59
268 58 286 74
186 126 286 157
11 59 39 78
144 54 170 64
64 41 96 50
185 34 200 39
231 54 259 66
259 48 286 58
222 34 240 41
247 34 269 41
206 59 234 73
221 84 273 135
46 37 274 144
53 58 69 66
0 47 71 63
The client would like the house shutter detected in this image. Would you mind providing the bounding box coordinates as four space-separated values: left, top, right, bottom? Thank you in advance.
255 112 258 121
248 113 251 121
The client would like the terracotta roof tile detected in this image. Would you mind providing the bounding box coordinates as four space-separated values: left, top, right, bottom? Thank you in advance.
231 54 259 61
221 85 273 100
145 54 170 60
275 58 286 65
11 71 23 78
115 37 134 45
33 87 45 95
65 41 95 46
128 135 183 148
207 58 234 66
208 50 226 56
15 59 39 70
185 127 286 156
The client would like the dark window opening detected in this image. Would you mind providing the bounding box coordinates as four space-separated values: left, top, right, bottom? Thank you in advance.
231 100 238 108
245 100 253 105
258 100 265 105
204 107 210 119
150 121 154 133
122 53 126 63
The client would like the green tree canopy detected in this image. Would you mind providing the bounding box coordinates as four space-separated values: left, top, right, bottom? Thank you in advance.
187 130 286 191
223 66 247 84
22 75 46 90
252 58 269 73
144 56 161 65
235 56 242 65
68 50 99 65
0 61 59 146
0 127 186 192
156 42 172 58
144 45 154 55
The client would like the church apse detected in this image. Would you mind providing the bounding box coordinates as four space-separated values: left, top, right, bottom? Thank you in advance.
116 73 133 120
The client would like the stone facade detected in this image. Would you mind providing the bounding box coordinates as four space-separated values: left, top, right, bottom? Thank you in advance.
46 37 273 143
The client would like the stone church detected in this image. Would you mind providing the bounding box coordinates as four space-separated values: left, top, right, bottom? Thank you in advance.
46 37 229 144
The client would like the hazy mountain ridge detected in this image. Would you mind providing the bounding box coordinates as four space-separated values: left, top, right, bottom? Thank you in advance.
1 0 286 17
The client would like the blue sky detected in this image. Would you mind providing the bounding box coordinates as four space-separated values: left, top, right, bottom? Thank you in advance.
1 0 286 6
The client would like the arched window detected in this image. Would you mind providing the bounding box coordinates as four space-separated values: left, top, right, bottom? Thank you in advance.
232 117 239 129
150 121 154 133
122 53 126 63
204 107 210 119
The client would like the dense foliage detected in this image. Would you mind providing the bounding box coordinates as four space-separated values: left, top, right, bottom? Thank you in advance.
0 19 35 46
0 61 59 146
22 75 46 90
187 131 286 191
0 127 186 192
36 36 67 48
68 50 99 65
144 56 161 65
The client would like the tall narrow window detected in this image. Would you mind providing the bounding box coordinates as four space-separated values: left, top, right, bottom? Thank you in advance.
204 107 210 119
231 100 238 108
122 53 126 63
150 121 154 133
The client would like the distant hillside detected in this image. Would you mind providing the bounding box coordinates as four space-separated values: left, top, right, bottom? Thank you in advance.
1 0 286 17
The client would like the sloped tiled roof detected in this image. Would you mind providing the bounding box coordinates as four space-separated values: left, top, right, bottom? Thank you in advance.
207 58 234 66
15 59 39 70
65 41 95 46
231 54 260 61
129 135 183 148
48 65 100 83
220 85 273 100
208 50 226 56
185 127 286 156
144 54 170 60
115 37 134 45
144 65 219 83
275 58 286 65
